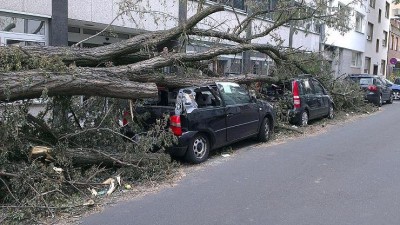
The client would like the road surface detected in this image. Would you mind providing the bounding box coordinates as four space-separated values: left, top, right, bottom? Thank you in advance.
82 102 400 225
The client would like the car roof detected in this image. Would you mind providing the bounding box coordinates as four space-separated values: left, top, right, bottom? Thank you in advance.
348 74 379 78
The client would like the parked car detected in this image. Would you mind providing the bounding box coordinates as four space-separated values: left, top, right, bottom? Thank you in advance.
347 74 393 106
385 78 400 100
263 75 334 126
124 82 276 164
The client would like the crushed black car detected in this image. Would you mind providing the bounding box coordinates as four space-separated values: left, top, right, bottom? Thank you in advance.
121 82 276 164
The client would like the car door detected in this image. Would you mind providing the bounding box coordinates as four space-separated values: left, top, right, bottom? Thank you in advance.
188 87 227 149
376 77 390 100
311 79 330 117
301 79 319 119
217 82 260 143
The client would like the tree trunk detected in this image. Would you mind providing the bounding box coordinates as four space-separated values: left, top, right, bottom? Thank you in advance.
0 70 158 101
1 68 278 101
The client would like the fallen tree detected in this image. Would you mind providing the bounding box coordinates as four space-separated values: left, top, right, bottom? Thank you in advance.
0 0 368 223
0 1 353 101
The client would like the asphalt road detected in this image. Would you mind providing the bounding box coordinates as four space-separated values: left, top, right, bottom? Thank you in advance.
82 102 400 225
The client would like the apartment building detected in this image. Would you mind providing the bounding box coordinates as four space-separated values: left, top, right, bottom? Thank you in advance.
0 0 321 76
364 0 391 76
324 0 391 77
388 2 400 77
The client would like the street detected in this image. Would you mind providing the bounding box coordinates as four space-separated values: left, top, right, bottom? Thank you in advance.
82 102 400 225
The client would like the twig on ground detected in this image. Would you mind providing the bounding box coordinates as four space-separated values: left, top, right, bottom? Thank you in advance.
0 177 19 203
276 125 304 134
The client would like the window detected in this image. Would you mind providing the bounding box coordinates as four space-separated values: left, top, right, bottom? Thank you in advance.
364 57 371 73
217 82 251 105
367 22 374 41
302 80 314 95
68 26 80 33
355 13 363 32
381 60 386 75
375 77 383 85
311 80 325 95
376 39 380 52
83 28 98 35
195 89 220 108
337 2 352 20
386 2 390 18
391 35 395 49
209 0 245 10
369 0 375 8
378 9 382 23
351 51 362 67
0 15 45 35
383 31 388 47
360 78 374 85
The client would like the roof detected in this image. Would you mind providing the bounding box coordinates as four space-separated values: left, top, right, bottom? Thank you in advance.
348 74 379 78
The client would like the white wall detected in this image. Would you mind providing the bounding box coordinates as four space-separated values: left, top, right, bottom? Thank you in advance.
324 0 367 52
364 0 390 76
68 0 179 31
0 0 52 17
325 0 391 76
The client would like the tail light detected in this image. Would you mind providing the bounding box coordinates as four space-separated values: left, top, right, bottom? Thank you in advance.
122 111 130 126
368 85 378 92
292 81 301 109
170 115 182 136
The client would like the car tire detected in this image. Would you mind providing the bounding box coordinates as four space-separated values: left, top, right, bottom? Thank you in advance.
258 117 271 142
299 110 308 127
327 104 334 119
376 94 382 107
387 93 394 104
185 133 210 164
393 91 400 100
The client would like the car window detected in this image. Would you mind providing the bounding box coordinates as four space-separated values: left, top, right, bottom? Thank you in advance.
311 80 325 95
302 79 314 95
195 89 220 108
385 79 393 85
395 78 400 85
217 82 251 105
359 78 373 85
375 78 383 86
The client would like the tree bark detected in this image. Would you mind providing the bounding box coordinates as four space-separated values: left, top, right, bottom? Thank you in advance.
0 70 158 101
1 67 278 101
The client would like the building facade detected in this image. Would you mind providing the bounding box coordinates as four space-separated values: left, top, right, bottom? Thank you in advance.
0 0 321 76
388 19 400 77
324 0 391 77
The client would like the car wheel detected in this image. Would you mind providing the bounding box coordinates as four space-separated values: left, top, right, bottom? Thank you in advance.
387 93 394 104
376 94 382 107
258 117 271 142
393 91 400 100
185 133 209 164
299 110 308 127
327 104 334 119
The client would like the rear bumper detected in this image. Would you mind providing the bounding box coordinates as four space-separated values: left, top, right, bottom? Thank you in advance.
167 131 197 157
365 93 379 104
